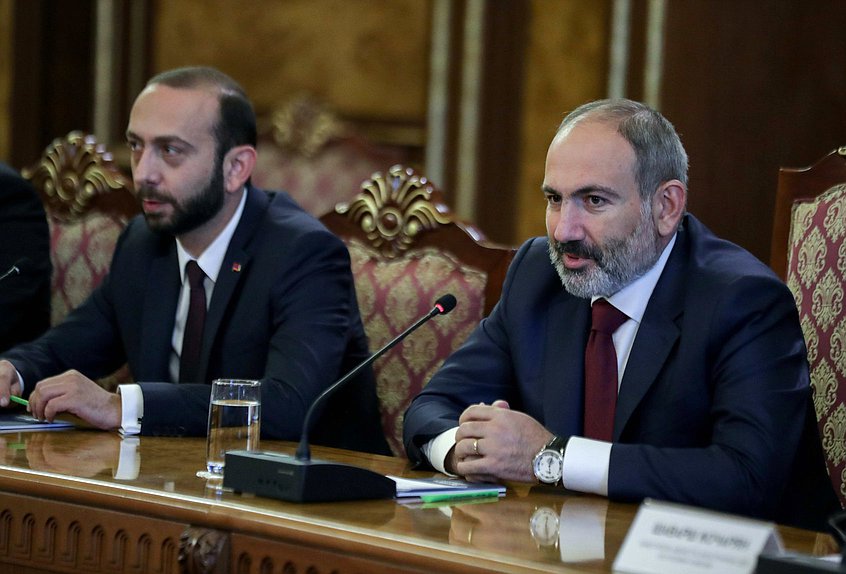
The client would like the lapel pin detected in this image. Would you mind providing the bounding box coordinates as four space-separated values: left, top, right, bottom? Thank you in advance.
231 262 242 273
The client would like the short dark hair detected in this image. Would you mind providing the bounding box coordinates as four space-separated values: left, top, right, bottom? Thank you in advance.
145 66 257 158
557 99 688 201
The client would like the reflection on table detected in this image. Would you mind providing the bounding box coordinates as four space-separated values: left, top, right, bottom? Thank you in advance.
0 429 836 573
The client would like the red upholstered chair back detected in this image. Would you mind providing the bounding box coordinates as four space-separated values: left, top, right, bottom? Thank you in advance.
23 131 139 389
772 146 846 508
321 165 515 456
252 95 410 217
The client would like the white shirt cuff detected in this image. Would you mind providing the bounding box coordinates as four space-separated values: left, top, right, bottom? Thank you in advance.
561 436 612 496
117 384 143 436
421 427 459 475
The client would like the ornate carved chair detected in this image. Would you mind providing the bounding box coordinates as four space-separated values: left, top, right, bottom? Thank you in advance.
321 165 515 456
23 131 139 388
252 94 410 217
770 146 846 507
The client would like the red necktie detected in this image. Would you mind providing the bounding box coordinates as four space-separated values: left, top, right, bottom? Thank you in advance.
179 260 207 383
584 299 628 441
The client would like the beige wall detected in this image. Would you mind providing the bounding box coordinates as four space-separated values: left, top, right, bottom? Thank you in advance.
0 0 12 162
515 0 610 242
151 0 430 122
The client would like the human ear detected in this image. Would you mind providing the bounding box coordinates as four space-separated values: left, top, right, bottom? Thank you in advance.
222 145 257 193
653 180 687 237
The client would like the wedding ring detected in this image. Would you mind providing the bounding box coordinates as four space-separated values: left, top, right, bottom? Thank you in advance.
473 438 479 456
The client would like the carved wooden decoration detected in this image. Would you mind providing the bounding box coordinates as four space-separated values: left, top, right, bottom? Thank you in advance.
22 130 136 222
178 527 230 574
335 164 452 258
268 95 347 158
0 492 183 573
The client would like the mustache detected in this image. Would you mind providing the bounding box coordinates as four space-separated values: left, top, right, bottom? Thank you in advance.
551 240 604 264
136 185 176 204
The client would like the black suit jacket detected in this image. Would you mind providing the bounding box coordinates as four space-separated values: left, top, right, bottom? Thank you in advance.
404 214 837 529
4 186 389 454
0 163 51 352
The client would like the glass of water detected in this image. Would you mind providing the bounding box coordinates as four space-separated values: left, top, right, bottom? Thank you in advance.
204 379 261 476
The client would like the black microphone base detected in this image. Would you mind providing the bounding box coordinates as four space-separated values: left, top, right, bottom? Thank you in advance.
222 450 397 502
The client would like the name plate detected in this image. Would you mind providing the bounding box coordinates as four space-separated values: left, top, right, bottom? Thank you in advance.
613 499 782 574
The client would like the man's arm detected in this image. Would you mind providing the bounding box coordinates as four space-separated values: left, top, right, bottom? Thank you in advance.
138 226 367 439
403 240 537 466
608 274 813 520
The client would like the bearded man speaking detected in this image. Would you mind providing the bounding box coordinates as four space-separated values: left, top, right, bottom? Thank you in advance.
0 66 388 456
403 99 837 530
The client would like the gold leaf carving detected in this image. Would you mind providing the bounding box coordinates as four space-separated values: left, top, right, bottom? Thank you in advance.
22 131 134 222
336 165 451 258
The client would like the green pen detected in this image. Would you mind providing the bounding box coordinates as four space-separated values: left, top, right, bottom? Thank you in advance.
419 490 501 503
9 395 28 407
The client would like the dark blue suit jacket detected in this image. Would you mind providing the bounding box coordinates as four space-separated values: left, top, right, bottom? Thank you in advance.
4 186 389 454
0 163 51 352
404 214 837 529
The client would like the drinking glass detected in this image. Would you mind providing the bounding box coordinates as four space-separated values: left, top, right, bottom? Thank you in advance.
204 379 261 476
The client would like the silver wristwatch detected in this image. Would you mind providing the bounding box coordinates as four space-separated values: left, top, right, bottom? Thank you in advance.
532 435 568 485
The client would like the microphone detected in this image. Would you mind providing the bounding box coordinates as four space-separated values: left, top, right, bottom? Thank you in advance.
223 293 458 502
0 258 28 283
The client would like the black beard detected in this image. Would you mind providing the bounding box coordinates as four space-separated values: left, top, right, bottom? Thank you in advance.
139 162 225 237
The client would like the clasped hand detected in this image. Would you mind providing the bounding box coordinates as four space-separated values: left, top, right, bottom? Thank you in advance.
0 360 121 430
448 400 552 483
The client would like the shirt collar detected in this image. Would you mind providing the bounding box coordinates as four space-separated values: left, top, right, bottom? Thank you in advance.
176 188 248 283
593 232 677 324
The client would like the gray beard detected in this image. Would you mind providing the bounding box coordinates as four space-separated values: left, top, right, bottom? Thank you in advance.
547 209 662 299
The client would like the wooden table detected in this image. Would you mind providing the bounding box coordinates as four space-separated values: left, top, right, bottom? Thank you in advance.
0 429 834 574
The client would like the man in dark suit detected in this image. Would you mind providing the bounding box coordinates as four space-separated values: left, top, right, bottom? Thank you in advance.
403 99 837 528
0 163 51 352
0 67 388 454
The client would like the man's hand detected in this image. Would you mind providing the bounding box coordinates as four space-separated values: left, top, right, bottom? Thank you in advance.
451 400 552 483
28 370 122 430
0 360 23 407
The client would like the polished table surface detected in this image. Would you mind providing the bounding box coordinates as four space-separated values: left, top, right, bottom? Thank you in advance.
0 428 836 573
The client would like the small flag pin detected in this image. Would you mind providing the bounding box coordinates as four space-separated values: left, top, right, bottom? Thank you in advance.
232 262 242 273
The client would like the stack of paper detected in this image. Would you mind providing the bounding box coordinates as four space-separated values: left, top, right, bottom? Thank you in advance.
387 475 505 502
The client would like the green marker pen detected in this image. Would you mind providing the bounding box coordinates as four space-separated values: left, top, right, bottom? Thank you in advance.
9 396 28 407
420 490 501 503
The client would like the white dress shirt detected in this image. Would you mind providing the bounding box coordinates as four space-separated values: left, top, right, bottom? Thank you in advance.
119 189 247 435
423 234 677 496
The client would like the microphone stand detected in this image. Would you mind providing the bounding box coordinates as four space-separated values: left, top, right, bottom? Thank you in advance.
223 295 457 503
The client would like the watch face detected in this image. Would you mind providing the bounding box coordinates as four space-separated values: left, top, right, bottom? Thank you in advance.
533 449 563 484
529 506 560 546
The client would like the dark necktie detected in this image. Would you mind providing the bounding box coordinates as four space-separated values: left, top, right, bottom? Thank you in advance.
179 260 207 383
583 299 629 441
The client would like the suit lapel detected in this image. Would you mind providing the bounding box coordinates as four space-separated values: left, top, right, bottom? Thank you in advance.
613 230 687 440
139 244 180 380
197 188 269 383
543 293 591 437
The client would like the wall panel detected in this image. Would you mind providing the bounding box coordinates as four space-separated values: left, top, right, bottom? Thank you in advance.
151 0 431 123
515 0 611 242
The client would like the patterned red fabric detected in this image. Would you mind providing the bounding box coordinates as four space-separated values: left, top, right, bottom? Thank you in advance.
48 214 133 389
252 139 406 217
347 239 487 456
786 183 846 508
48 214 126 326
